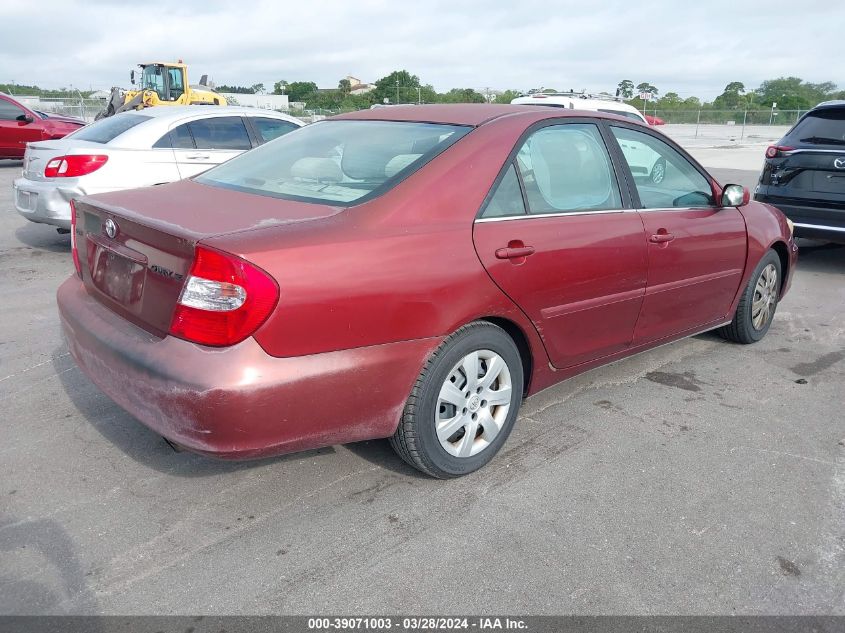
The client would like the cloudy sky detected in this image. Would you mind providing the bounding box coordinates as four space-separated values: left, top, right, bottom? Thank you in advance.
1 0 842 99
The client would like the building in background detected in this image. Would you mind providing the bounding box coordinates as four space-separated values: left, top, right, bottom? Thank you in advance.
346 76 375 95
219 93 290 111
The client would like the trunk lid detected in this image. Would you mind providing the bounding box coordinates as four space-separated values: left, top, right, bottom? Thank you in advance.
769 149 845 201
23 139 110 181
75 179 343 336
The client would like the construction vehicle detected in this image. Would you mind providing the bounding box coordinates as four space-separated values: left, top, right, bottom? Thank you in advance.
95 61 227 119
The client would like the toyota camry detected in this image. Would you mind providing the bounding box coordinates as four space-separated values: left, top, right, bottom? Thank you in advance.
57 104 797 478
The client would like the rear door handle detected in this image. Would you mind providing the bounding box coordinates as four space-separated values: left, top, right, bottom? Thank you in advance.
649 232 675 243
186 154 210 160
495 246 535 259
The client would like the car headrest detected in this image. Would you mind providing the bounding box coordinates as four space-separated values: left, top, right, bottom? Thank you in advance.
341 140 397 180
384 154 422 178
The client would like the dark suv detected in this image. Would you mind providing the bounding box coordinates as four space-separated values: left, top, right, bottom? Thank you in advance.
755 100 845 242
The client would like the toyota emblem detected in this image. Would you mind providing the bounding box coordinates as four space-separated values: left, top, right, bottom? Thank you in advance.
834 157 845 170
104 218 118 239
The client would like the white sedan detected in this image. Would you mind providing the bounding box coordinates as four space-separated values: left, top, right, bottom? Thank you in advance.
14 106 303 231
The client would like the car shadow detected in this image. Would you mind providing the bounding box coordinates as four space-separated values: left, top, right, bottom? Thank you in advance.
794 239 845 274
51 345 341 478
344 439 431 479
14 223 71 253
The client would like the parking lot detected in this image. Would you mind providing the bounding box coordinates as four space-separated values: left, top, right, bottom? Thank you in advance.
1 144 843 615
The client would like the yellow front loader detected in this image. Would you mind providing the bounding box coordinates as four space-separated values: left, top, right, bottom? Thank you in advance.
96 61 227 119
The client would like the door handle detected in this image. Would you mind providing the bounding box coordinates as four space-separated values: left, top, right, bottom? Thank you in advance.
649 232 675 244
186 154 210 160
495 246 535 259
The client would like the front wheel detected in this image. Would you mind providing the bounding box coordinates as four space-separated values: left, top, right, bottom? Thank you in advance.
390 322 524 478
719 250 782 344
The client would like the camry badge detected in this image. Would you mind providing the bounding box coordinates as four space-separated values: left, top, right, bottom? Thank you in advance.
834 157 845 170
104 218 118 239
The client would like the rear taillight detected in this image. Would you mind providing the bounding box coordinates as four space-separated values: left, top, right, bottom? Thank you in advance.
44 154 108 178
765 145 794 159
169 246 279 347
70 200 82 278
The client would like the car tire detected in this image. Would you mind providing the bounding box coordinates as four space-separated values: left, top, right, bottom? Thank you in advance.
389 321 524 478
719 250 782 344
650 158 667 184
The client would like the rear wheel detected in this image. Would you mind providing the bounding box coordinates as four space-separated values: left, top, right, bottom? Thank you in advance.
390 322 524 478
719 250 782 344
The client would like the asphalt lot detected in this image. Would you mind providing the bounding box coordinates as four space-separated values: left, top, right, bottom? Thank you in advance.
1 151 843 615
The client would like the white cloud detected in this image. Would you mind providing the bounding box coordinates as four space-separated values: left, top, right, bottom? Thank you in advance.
1 0 841 98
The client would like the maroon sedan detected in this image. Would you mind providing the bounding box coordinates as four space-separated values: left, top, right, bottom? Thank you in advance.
0 93 85 159
58 105 797 477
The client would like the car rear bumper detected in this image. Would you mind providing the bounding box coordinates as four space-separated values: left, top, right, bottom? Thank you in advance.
57 277 440 459
13 177 81 229
755 192 845 242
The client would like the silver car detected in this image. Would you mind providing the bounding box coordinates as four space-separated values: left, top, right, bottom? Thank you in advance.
14 106 303 231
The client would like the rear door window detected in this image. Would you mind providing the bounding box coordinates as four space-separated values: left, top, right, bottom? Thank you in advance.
251 117 300 143
187 117 252 150
514 123 622 214
153 123 195 149
481 163 526 218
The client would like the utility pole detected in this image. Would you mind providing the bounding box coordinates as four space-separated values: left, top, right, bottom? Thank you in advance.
417 86 421 104
396 80 399 104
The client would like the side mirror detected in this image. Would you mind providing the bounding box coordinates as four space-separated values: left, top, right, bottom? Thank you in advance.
16 114 34 124
721 183 750 207
130 70 136 85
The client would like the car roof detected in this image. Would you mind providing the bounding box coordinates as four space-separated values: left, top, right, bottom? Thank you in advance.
811 100 845 111
122 105 297 120
332 103 634 127
61 106 302 149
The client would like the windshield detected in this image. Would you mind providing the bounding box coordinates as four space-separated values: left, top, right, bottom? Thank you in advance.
196 120 471 205
65 113 150 144
790 108 845 145
140 65 166 97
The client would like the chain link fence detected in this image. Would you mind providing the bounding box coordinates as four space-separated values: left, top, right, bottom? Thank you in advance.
14 100 811 145
638 109 807 145
642 108 809 126
25 97 106 121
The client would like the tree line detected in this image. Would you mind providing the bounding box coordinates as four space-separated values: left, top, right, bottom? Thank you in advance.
617 77 845 111
4 73 842 112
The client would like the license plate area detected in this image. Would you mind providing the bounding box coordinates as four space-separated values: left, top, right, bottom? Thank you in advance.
812 171 845 194
16 189 37 211
87 235 148 307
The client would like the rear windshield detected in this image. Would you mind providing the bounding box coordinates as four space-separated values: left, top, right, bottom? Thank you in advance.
598 108 647 123
789 108 845 145
66 113 151 144
196 120 471 205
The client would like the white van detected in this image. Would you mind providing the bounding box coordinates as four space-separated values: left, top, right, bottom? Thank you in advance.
511 92 648 123
511 92 666 184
